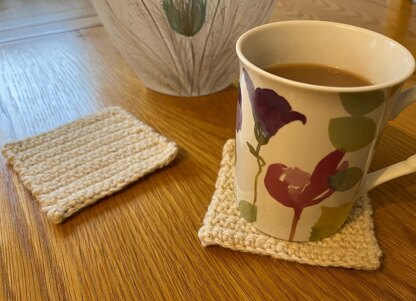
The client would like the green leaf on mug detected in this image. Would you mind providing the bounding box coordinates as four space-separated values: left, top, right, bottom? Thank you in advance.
329 167 363 191
340 90 385 116
246 142 257 157
238 200 257 222
309 201 354 241
329 116 376 152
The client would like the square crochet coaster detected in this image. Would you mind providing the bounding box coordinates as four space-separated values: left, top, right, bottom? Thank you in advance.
2 107 178 224
198 139 382 270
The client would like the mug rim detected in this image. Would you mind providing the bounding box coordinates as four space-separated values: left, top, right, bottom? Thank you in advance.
236 20 415 92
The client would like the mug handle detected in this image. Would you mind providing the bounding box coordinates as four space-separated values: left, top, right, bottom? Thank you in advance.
361 86 416 192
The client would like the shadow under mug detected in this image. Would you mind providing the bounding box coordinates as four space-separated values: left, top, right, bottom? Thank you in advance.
235 20 416 241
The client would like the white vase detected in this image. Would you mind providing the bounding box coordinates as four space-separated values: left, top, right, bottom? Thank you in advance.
91 0 276 96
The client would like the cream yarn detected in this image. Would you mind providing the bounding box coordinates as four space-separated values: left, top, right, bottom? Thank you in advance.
2 107 178 224
198 139 382 270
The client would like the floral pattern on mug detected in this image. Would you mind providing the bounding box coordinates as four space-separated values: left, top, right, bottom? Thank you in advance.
238 69 306 222
236 83 242 132
264 149 348 241
242 68 307 144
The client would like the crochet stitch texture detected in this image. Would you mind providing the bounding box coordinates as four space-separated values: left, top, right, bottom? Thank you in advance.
2 107 178 224
198 139 382 270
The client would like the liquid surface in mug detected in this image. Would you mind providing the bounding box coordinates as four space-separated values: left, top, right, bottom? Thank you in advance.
264 63 372 87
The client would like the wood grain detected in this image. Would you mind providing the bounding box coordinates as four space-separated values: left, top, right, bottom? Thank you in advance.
0 0 98 43
0 0 93 23
0 0 416 300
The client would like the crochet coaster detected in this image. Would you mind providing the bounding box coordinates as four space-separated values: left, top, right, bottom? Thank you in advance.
2 107 178 224
198 139 382 270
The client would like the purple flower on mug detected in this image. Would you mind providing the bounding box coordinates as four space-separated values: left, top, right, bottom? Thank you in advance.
243 68 306 143
236 83 242 132
264 149 348 240
237 69 307 223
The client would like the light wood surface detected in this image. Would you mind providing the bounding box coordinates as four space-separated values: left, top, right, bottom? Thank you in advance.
0 0 93 23
0 0 98 43
1 0 415 300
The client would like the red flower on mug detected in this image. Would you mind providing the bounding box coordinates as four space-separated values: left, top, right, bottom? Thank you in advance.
237 69 307 223
264 149 348 240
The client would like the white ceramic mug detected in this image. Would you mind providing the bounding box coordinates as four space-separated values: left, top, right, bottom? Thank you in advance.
235 20 416 241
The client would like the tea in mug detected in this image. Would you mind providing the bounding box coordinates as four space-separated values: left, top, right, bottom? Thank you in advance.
265 63 372 87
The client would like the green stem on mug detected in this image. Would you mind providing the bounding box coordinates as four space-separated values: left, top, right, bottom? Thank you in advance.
252 143 265 208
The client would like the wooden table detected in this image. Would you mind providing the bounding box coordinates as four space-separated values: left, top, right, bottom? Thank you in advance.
1 0 415 300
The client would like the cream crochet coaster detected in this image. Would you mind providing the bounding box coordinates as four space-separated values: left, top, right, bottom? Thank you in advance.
2 107 178 224
198 139 382 270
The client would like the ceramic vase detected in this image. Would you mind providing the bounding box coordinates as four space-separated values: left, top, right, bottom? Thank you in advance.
91 0 276 96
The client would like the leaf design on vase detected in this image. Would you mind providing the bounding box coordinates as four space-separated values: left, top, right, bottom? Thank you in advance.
264 149 348 241
309 201 354 241
238 69 306 223
238 200 257 222
162 0 207 37
340 90 385 115
329 116 376 152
